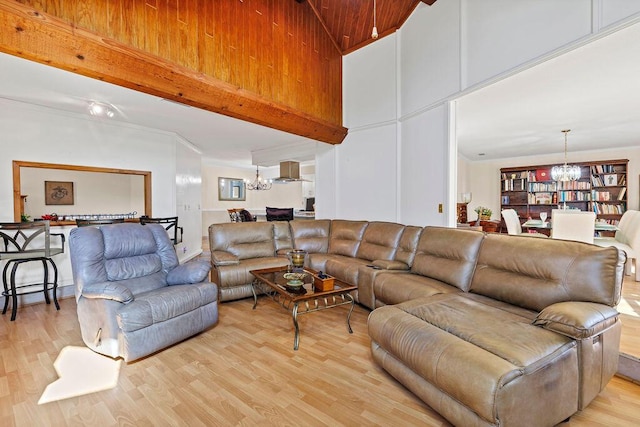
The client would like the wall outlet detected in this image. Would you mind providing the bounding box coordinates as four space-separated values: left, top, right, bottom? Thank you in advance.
438 203 443 213
182 247 187 254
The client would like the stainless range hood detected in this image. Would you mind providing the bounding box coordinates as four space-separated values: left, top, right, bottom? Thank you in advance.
274 161 308 182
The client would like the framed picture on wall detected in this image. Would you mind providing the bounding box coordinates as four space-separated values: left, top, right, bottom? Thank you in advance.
45 181 74 205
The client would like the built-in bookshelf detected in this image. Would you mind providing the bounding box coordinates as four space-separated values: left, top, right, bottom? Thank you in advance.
500 159 628 226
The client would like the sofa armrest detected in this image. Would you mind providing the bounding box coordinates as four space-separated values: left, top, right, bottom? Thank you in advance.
533 301 619 339
211 250 240 266
167 260 211 285
80 281 134 303
371 259 410 271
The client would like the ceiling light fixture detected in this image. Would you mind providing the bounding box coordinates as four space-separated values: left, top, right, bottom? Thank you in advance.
245 166 272 191
88 101 115 118
551 129 581 182
371 0 379 39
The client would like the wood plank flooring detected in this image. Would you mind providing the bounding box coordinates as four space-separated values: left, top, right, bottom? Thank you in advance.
1 291 640 426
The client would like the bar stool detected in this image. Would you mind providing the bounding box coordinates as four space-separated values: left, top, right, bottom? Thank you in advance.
0 221 65 321
139 216 184 244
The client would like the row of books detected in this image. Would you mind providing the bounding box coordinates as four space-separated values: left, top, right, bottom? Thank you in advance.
592 188 626 201
590 202 626 215
502 178 527 191
558 191 590 202
557 181 591 190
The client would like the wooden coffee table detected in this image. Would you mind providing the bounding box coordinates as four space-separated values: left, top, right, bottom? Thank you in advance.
250 266 356 350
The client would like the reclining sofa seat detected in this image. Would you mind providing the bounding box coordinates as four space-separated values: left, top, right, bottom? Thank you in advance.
368 232 625 427
70 223 218 362
209 222 290 302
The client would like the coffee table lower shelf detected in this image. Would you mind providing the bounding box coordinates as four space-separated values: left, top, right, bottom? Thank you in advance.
250 268 355 350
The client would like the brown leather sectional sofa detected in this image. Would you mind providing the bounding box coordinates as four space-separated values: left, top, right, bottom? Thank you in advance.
208 219 625 426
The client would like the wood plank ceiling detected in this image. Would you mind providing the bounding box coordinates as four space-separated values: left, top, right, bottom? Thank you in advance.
0 0 437 146
305 0 437 55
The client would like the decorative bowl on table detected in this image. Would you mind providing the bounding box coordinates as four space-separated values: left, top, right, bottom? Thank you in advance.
282 273 307 292
282 273 307 283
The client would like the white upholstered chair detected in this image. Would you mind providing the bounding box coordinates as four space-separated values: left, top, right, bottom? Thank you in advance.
550 210 596 244
501 209 547 238
594 210 640 281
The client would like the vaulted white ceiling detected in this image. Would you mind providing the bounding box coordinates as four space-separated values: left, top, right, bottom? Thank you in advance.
457 21 640 161
2 21 639 166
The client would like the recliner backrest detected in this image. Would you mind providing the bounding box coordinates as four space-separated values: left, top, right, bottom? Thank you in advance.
356 221 404 261
208 222 276 259
411 227 485 292
70 223 178 299
290 219 331 253
394 226 423 267
328 220 368 258
471 233 624 310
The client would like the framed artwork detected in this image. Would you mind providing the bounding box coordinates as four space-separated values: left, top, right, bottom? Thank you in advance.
45 181 74 205
603 174 618 186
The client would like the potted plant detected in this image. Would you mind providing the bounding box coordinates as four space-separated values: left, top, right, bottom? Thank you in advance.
474 206 492 221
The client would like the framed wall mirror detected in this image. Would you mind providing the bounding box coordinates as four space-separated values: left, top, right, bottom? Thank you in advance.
218 177 246 201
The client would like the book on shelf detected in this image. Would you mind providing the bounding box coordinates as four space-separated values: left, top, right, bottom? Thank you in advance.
618 187 626 201
534 193 552 205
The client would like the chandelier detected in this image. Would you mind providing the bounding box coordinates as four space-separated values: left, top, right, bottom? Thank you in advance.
245 166 272 191
551 129 581 182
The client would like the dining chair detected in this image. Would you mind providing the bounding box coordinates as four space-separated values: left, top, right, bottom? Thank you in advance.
550 210 596 244
594 210 640 280
501 209 547 238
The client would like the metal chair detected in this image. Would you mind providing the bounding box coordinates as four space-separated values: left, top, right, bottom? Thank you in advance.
139 216 183 245
0 221 65 321
75 218 125 227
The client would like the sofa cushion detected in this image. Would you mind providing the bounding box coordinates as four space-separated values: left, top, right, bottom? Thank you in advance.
209 222 276 260
324 256 370 286
290 219 331 253
470 233 625 311
328 220 368 257
215 256 289 288
411 227 485 292
117 282 217 333
372 272 459 306
368 294 578 425
356 222 405 262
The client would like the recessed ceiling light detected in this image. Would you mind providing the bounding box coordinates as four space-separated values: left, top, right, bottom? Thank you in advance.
88 101 115 118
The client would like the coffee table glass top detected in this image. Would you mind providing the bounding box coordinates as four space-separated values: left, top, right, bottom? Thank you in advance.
250 266 355 301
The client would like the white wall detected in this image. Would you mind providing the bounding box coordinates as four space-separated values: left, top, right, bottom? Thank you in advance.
175 137 204 261
1 98 196 304
334 0 640 227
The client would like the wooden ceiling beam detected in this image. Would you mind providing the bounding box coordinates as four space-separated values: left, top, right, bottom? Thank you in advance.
0 1 347 145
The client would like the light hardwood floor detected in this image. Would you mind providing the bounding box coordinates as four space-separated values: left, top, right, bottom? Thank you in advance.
1 287 640 426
